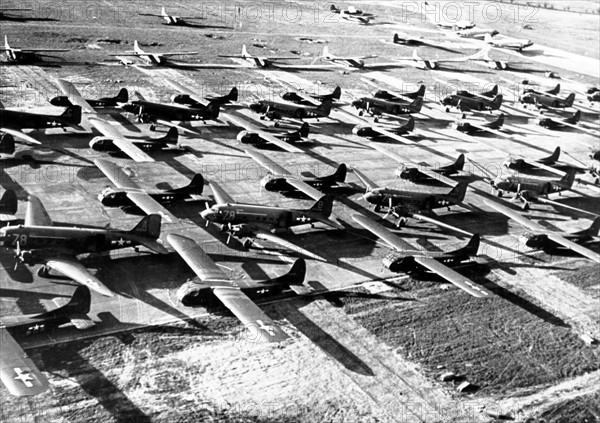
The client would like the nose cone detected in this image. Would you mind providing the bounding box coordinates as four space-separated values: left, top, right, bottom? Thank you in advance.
121 103 136 113
249 103 262 113
351 100 362 109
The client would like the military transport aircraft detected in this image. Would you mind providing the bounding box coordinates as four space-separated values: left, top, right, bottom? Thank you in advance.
245 149 347 200
424 2 475 30
502 147 590 176
317 46 403 69
217 45 303 69
352 214 491 297
122 92 220 129
353 169 469 225
338 9 374 24
94 158 204 223
484 34 533 51
51 79 128 113
248 98 333 121
0 196 168 296
224 113 305 153
520 91 575 109
352 96 423 117
454 113 506 135
88 116 177 162
281 86 342 106
455 28 499 38
1 36 69 63
538 110 581 130
140 7 205 26
0 103 81 146
442 91 503 112
393 49 480 70
382 33 457 51
330 5 366 15
201 181 342 249
168 234 307 342
372 85 426 101
0 286 94 397
110 40 199 66
484 199 600 262
395 154 466 184
0 7 32 18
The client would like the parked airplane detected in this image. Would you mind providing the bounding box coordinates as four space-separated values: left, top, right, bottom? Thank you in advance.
109 40 199 66
520 91 575 109
352 96 423 117
395 154 465 183
281 86 342 105
538 110 581 130
1 36 68 63
224 113 305 153
94 158 204 223
353 214 491 297
0 8 32 18
248 98 333 121
442 91 503 112
502 147 588 175
339 10 373 24
89 116 177 162
0 286 93 396
139 7 204 26
372 85 426 101
454 114 506 135
51 79 128 113
484 199 600 262
424 2 475 30
353 169 469 225
462 46 514 70
171 86 238 108
122 92 220 129
484 34 533 51
0 196 168 296
168 234 306 342
218 44 299 68
352 117 415 141
330 5 366 15
523 83 561 96
245 149 347 200
455 28 499 38
0 103 81 146
201 181 342 248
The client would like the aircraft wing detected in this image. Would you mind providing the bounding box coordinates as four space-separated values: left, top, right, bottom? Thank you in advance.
114 51 199 57
0 327 49 396
25 196 52 227
16 48 69 53
208 181 236 204
224 114 304 153
352 169 382 191
254 230 326 261
167 234 289 343
285 179 327 202
56 79 95 113
545 233 600 263
371 126 416 144
44 255 115 297
0 128 42 145
352 214 420 253
125 192 177 224
244 149 292 176
483 199 546 232
413 256 492 298
88 117 154 162
94 158 142 190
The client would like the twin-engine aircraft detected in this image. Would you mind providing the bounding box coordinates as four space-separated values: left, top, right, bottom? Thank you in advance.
168 234 306 342
224 113 306 153
352 96 423 117
249 98 333 121
0 286 94 397
51 79 128 113
1 36 68 63
353 169 470 225
201 181 342 253
484 199 600 263
442 90 503 112
0 196 168 297
520 91 575 109
94 158 204 223
484 34 533 51
245 149 347 199
352 214 491 298
454 114 506 135
353 117 415 141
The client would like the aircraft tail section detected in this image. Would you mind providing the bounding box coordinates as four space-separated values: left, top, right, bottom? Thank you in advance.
4 35 10 51
412 49 420 60
37 286 92 321
267 258 307 288
467 46 491 61
393 33 401 44
207 102 220 119
241 44 250 58
114 88 129 103
161 7 168 17
547 84 560 95
482 85 498 97
452 154 466 172
540 146 560 164
452 233 481 257
227 86 238 102
317 98 333 115
133 40 144 55
583 217 600 237
564 93 575 107
160 127 179 145
403 116 415 132
491 113 505 129
330 86 342 100
0 133 16 155
327 163 347 183
491 94 503 110
322 45 331 59
308 194 334 218
61 105 82 125
565 110 581 124
559 169 576 188
298 122 310 138
484 33 493 44
414 85 426 98
447 181 469 202
0 189 18 215
130 214 162 239
410 96 423 112
169 174 204 195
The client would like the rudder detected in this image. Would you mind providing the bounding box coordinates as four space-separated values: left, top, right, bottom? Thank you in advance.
130 214 162 239
0 190 18 215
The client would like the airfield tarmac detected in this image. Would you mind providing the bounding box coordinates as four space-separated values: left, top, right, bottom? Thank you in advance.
1 1 599 422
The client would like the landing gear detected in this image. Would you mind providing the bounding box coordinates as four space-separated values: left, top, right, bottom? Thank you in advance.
374 205 381 213
395 217 407 228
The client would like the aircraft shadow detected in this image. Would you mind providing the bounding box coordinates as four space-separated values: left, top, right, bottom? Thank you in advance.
274 299 375 376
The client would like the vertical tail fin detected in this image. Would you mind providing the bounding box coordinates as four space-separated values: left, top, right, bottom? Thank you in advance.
4 35 10 50
447 181 469 202
584 217 600 237
170 174 204 195
547 84 560 95
130 214 162 239
482 85 498 97
331 86 342 100
332 163 347 182
160 127 179 145
60 105 82 125
415 84 426 98
484 33 493 44
0 190 18 215
309 195 333 218
241 44 249 58
115 88 128 103
410 96 423 112
227 87 238 102
412 49 420 60
318 98 333 114
299 122 310 138
322 45 331 59
393 33 401 44
161 7 168 17
463 234 480 256
491 94 503 110
133 40 144 55
564 93 575 107
404 116 415 132
559 170 576 187
566 110 581 124
540 146 561 164
453 154 466 172
62 286 92 315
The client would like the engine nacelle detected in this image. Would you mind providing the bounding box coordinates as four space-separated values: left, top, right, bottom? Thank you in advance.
177 281 214 307
49 95 73 107
171 94 196 106
352 125 373 137
236 130 261 144
0 133 16 155
89 136 116 151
